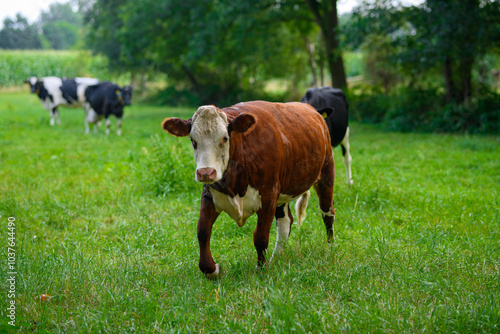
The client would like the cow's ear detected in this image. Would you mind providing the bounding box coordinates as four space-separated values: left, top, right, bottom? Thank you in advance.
317 107 334 119
228 113 255 134
162 117 192 137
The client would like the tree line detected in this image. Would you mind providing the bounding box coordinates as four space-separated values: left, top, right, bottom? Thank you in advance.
0 2 82 50
2 0 499 133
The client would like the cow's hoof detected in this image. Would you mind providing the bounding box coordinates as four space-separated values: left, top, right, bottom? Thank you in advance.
205 263 220 279
348 179 354 186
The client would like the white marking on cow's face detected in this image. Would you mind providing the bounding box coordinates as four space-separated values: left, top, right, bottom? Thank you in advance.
190 106 230 183
28 77 37 87
209 186 262 227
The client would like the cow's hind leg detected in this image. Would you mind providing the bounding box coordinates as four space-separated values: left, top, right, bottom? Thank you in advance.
271 203 293 260
313 156 335 242
340 127 353 185
50 107 57 126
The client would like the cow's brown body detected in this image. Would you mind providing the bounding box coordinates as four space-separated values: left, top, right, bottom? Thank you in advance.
163 101 335 277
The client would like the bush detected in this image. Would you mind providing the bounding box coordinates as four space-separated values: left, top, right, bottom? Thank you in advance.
350 86 500 134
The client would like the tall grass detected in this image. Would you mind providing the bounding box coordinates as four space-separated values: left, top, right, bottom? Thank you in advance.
0 50 112 86
0 91 499 333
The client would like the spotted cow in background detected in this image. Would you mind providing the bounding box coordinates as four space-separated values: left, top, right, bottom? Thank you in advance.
162 101 335 278
84 82 132 135
25 76 99 126
301 86 353 185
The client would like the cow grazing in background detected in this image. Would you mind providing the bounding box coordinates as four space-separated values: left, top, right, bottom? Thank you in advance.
162 101 336 278
84 82 132 135
25 76 99 126
301 86 353 185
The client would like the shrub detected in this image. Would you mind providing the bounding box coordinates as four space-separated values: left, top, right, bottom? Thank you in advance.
350 86 500 134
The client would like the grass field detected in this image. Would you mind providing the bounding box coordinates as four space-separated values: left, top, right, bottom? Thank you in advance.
0 90 499 333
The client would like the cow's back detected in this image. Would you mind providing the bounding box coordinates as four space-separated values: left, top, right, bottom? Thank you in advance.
223 101 332 198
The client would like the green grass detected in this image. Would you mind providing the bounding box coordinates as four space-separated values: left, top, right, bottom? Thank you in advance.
0 90 499 333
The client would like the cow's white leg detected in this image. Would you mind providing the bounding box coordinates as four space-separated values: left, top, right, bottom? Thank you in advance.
105 118 110 135
341 127 353 185
271 204 292 260
117 118 122 136
56 110 61 125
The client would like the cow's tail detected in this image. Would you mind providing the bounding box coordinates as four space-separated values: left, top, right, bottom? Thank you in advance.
295 190 310 227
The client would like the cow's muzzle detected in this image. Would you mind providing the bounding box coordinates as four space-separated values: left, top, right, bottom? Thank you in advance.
196 168 217 183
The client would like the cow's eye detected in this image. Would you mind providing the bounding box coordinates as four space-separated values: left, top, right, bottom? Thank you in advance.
221 135 229 145
191 138 197 149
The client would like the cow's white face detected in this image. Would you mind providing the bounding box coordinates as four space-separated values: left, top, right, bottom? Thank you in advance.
190 106 230 183
162 105 255 184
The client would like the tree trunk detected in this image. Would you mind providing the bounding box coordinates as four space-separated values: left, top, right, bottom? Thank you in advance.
303 36 318 87
459 56 474 105
443 56 455 103
304 0 347 90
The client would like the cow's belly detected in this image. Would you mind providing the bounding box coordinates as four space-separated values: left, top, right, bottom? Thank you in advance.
209 186 262 227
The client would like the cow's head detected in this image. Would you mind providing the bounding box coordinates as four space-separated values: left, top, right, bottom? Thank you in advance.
121 86 133 106
25 77 39 93
115 86 133 106
316 106 334 119
162 105 255 183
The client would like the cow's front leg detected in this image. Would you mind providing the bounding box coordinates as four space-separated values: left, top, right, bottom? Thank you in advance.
254 197 277 267
117 117 122 136
198 190 220 278
105 117 111 135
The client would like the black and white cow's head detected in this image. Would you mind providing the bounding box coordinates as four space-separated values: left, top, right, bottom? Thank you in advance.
162 105 255 183
117 86 133 106
25 76 40 94
25 76 51 101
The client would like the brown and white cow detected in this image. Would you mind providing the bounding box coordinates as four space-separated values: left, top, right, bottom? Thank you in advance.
162 101 335 278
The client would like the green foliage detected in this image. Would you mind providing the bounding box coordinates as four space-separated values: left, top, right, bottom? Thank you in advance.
0 3 82 51
1 91 499 332
0 50 114 86
351 86 500 134
361 34 400 92
42 21 79 50
40 2 82 50
0 14 43 50
84 0 348 105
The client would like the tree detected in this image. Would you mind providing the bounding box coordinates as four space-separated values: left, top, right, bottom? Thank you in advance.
40 2 82 50
0 14 42 49
85 0 313 104
352 0 500 104
304 0 348 90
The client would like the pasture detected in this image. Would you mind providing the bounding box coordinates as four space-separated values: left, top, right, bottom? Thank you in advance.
0 89 499 333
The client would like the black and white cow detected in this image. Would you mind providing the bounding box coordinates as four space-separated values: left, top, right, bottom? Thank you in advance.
301 86 353 185
26 76 99 126
84 82 132 135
